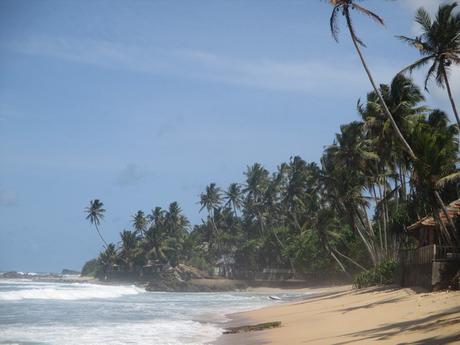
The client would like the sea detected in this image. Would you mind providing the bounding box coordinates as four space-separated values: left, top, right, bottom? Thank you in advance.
0 278 307 345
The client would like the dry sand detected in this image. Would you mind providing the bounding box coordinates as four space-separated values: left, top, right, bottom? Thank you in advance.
216 285 460 344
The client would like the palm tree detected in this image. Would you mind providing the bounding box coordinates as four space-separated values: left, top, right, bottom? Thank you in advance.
132 210 147 237
398 3 460 127
199 183 223 216
199 183 223 240
164 202 190 266
410 110 459 244
119 230 138 271
224 183 243 216
322 122 382 265
328 0 417 160
166 202 190 239
85 199 108 248
359 74 426 199
243 163 270 235
98 243 117 275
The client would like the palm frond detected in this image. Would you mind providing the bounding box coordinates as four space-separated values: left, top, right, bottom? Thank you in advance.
330 5 341 42
352 3 384 26
436 171 460 189
424 60 438 90
397 35 429 53
415 7 432 32
344 7 365 47
398 55 434 76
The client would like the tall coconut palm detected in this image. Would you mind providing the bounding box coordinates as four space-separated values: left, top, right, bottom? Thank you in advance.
224 183 243 216
166 202 190 239
359 74 426 202
199 183 223 240
98 243 116 275
199 183 223 216
85 199 108 248
322 122 382 265
328 0 417 160
119 230 138 270
398 3 460 127
132 210 147 237
243 163 270 235
410 110 459 244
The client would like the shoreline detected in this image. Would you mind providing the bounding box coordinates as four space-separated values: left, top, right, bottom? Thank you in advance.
212 285 348 345
214 285 460 345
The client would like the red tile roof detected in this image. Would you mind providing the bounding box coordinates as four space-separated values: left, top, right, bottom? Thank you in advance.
407 199 460 231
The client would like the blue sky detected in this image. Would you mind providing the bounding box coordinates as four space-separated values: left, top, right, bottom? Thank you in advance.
0 0 457 272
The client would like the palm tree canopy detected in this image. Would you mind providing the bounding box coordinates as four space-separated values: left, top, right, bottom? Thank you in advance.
224 183 243 211
199 183 223 213
398 3 460 88
329 0 384 46
132 210 147 234
85 199 105 226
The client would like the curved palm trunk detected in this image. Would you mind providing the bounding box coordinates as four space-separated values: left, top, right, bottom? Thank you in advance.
344 12 417 161
333 248 366 271
443 70 460 128
328 246 351 278
434 190 458 244
270 224 296 274
95 224 108 248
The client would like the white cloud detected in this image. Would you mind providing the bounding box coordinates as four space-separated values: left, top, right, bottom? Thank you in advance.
5 36 370 95
0 189 17 207
5 34 458 120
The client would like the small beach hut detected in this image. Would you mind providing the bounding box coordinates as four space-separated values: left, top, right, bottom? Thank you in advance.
406 199 460 247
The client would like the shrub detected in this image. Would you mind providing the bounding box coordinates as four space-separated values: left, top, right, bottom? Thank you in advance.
353 259 398 289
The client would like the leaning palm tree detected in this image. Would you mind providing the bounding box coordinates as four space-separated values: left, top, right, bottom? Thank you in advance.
398 3 460 127
328 0 417 160
85 199 108 247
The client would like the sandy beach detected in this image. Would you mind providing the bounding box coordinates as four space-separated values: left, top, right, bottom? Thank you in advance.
217 285 460 344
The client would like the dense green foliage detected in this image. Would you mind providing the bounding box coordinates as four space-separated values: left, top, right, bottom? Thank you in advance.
81 259 98 277
84 2 460 287
353 260 398 289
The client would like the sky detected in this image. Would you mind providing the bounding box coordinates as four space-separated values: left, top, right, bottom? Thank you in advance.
0 0 458 273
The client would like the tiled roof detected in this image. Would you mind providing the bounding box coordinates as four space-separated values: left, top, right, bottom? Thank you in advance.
407 199 460 231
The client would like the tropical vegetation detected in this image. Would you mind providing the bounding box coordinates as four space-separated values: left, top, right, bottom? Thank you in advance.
83 2 460 285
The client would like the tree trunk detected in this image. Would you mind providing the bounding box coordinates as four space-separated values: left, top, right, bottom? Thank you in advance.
270 220 296 274
333 248 366 271
344 12 417 161
329 249 352 279
443 70 460 128
95 224 108 248
434 190 458 244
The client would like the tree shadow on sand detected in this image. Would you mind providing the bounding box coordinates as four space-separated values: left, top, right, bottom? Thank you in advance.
336 296 405 313
330 306 460 345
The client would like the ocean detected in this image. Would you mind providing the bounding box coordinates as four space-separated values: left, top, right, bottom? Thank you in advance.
0 279 305 345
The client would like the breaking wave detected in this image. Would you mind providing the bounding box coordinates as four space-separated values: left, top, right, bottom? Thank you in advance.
0 281 143 301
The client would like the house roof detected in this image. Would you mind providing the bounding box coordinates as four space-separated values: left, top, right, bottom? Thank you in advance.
407 199 460 231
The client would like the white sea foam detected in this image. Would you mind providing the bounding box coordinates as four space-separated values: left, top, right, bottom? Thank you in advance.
0 320 222 345
0 282 143 301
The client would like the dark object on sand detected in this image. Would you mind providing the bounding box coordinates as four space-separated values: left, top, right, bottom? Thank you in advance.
223 321 282 334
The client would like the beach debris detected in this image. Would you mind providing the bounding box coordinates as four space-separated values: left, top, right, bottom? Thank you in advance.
223 321 282 334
